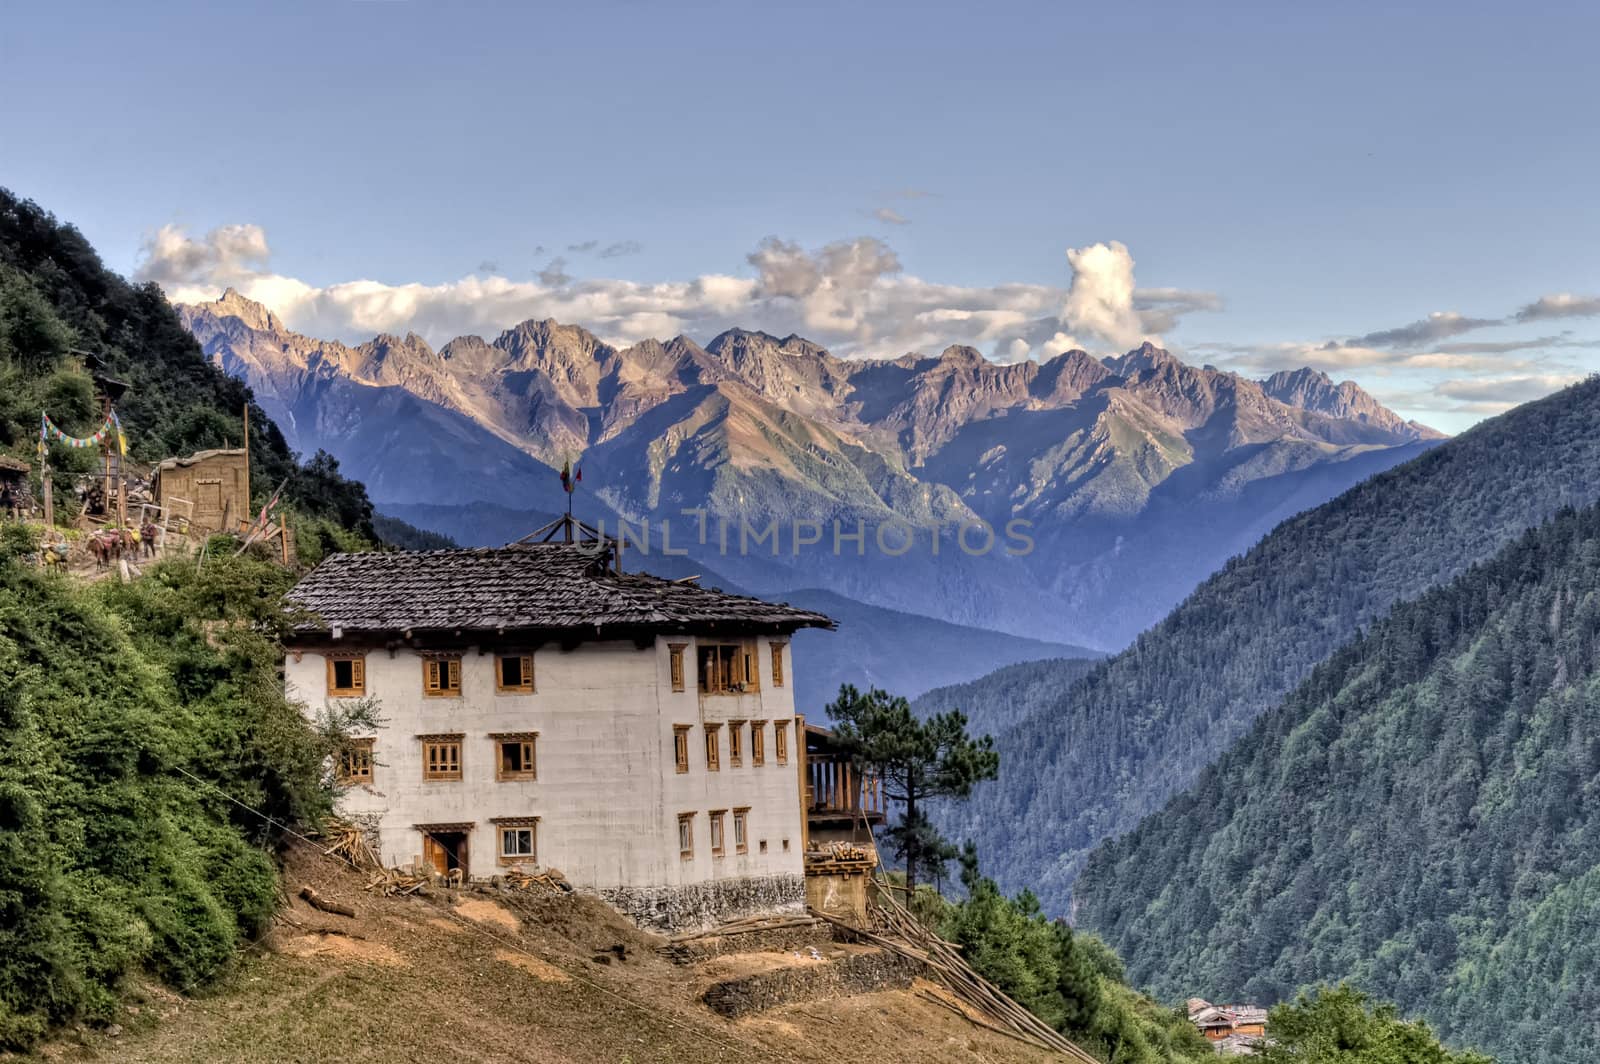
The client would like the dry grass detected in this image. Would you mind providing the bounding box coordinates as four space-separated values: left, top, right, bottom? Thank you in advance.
32 840 1058 1064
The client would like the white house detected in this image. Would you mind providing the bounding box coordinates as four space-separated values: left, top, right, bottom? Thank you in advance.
282 538 835 930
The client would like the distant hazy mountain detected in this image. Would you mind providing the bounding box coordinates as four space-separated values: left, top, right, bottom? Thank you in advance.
778 589 1096 715
373 499 1096 713
179 289 1441 647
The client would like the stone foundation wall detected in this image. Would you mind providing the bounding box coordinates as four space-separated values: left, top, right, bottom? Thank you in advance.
598 874 805 933
702 948 925 1017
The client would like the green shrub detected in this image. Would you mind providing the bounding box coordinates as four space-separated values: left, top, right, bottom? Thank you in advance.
0 552 332 1048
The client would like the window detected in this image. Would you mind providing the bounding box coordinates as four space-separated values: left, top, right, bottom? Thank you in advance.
759 839 768 854
337 738 374 783
491 732 538 781
492 816 538 865
728 720 745 766
326 654 365 697
673 725 691 773
782 838 790 852
698 643 759 693
496 654 534 693
421 734 463 780
704 724 721 771
750 721 766 766
423 655 462 697
677 813 694 859
733 808 749 854
770 642 785 688
710 810 727 856
775 719 789 765
501 827 535 859
669 644 686 692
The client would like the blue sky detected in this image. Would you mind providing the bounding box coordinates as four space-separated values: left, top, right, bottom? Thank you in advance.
3 0 1597 431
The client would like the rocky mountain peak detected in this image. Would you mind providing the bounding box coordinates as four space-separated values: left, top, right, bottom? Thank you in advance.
203 287 284 333
1104 341 1178 377
936 345 987 367
1261 367 1445 440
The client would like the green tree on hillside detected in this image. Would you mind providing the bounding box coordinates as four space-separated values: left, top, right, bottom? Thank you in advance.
825 684 998 890
1257 986 1493 1064
932 844 1213 1063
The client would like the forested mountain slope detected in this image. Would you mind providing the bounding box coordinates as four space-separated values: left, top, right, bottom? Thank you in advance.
941 375 1600 911
1075 501 1600 1064
916 656 1102 739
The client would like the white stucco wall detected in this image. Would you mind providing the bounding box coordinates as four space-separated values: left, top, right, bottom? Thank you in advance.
284 634 806 895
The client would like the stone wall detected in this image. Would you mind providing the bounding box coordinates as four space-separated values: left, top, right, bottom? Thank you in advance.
702 948 925 1018
599 873 805 933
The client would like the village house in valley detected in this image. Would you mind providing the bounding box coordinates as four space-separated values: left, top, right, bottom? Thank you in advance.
1186 999 1268 1055
282 535 835 930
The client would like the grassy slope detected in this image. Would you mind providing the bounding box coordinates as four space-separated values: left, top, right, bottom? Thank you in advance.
88 842 1054 1064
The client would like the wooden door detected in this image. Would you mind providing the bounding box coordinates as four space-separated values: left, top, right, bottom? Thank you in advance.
422 832 467 876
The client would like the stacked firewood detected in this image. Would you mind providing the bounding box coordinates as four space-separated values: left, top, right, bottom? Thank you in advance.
503 867 573 893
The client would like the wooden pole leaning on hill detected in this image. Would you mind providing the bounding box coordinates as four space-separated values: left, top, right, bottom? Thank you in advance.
298 885 356 918
808 884 1100 1062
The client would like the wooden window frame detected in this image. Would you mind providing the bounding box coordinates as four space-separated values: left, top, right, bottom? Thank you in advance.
495 653 535 694
669 643 687 692
677 812 695 859
704 723 722 771
490 816 539 865
673 725 691 774
728 720 745 766
770 642 785 688
326 652 366 697
775 718 789 765
422 654 463 698
697 642 759 694
741 646 761 692
336 737 375 784
420 733 464 781
733 807 749 855
490 731 538 781
750 720 766 766
709 810 727 857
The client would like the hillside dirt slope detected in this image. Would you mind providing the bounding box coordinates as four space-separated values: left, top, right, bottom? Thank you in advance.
39 842 1051 1064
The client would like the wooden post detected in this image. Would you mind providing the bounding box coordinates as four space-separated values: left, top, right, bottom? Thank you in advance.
100 396 114 519
41 464 53 527
795 714 809 855
280 512 289 565
242 403 251 510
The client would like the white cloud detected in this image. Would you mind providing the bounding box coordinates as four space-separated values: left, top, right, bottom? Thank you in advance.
1348 310 1502 348
1515 293 1600 322
871 207 910 225
1062 241 1144 351
135 223 269 288
1433 373 1585 403
122 223 1237 369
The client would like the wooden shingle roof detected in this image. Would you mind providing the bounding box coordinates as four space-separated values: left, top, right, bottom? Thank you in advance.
285 544 835 638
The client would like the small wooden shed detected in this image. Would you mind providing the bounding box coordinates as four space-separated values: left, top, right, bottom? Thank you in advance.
152 448 249 534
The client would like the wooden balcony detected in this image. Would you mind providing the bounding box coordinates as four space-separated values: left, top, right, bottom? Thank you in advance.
806 755 885 825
